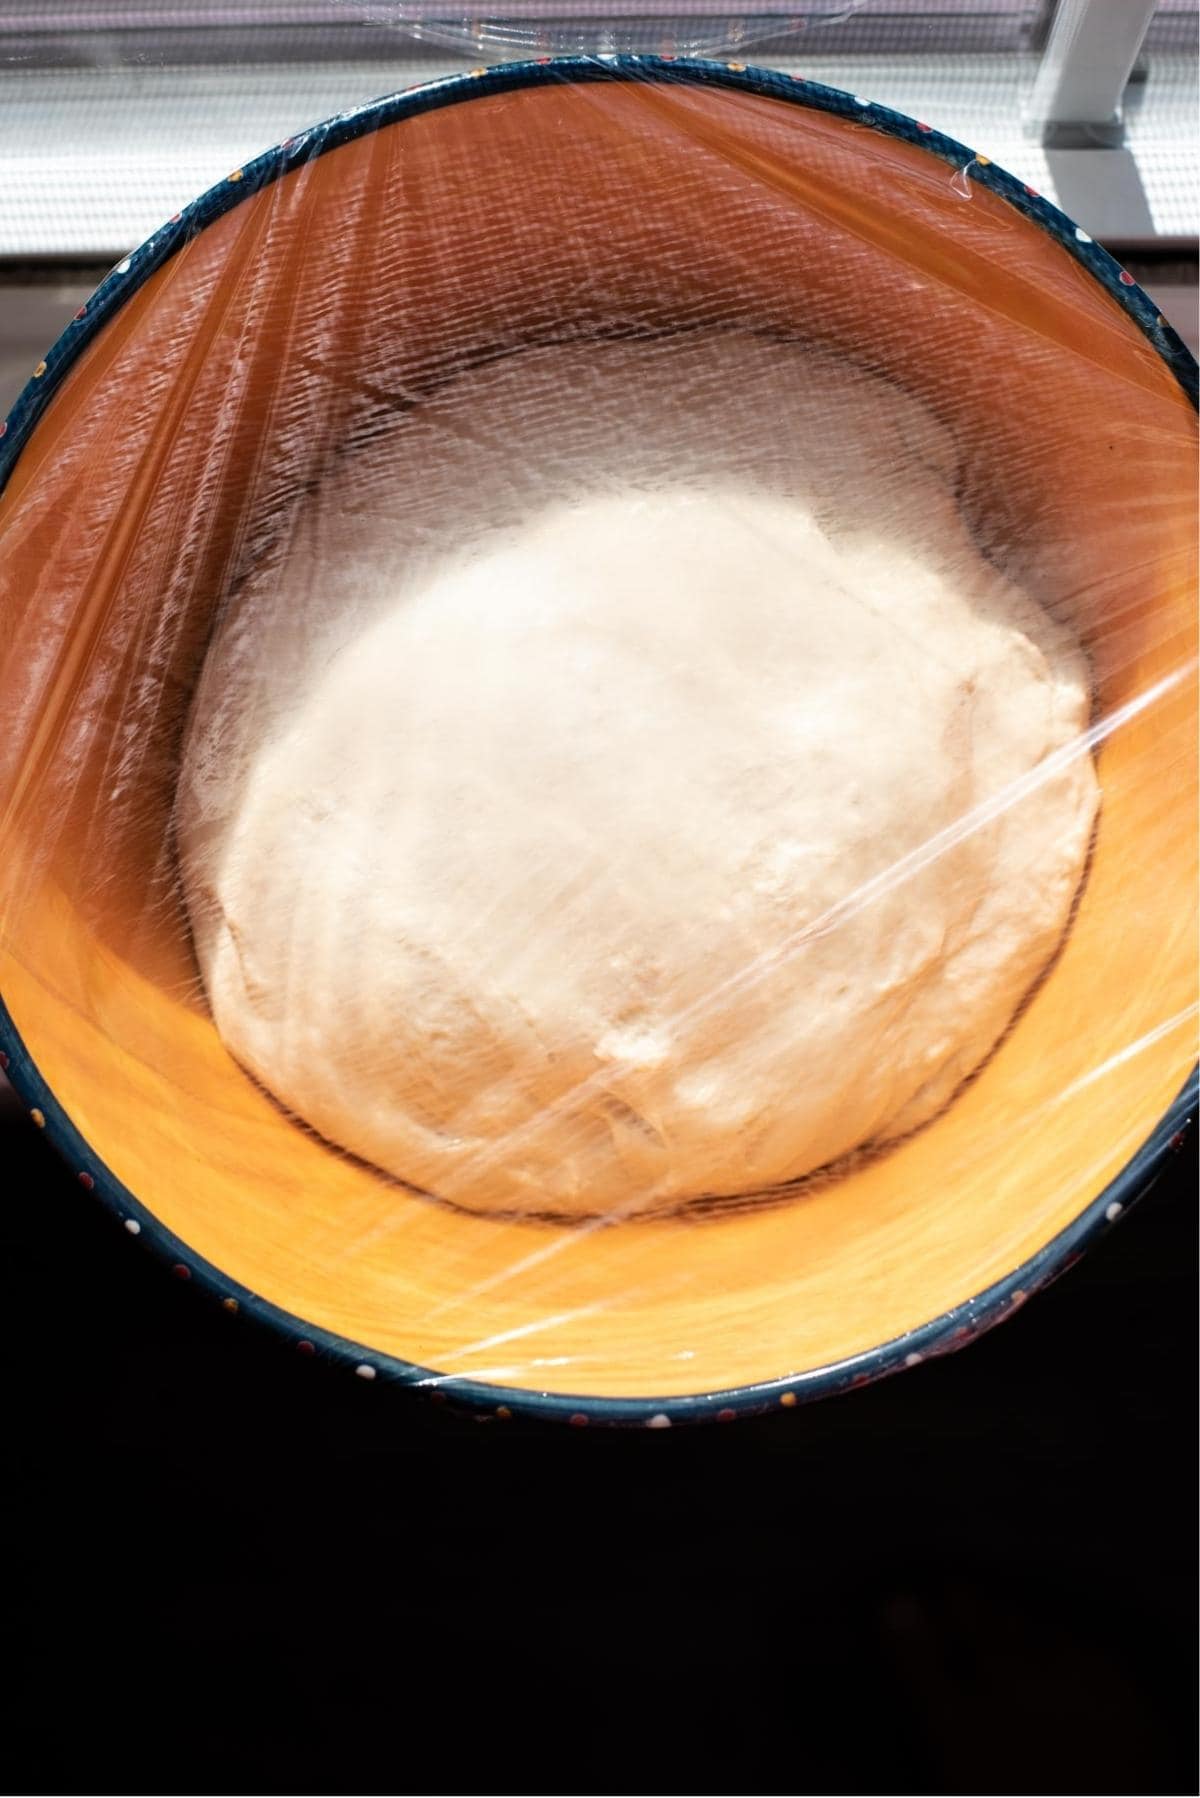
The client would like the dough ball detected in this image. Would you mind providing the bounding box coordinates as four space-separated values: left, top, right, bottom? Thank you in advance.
176 334 1098 1217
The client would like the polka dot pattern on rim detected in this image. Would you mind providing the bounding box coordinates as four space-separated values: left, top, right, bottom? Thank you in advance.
779 1390 797 1407
77 1172 94 1191
29 1108 44 1128
1106 1201 1123 1221
646 1413 672 1429
355 1363 376 1380
123 1219 141 1235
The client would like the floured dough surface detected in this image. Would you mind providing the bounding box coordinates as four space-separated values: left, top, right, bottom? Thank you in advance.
176 333 1099 1217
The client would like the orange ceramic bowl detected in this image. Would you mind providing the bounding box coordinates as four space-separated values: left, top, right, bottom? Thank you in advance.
0 60 1195 1424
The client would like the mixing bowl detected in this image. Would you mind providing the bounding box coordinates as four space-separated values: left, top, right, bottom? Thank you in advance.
0 57 1195 1423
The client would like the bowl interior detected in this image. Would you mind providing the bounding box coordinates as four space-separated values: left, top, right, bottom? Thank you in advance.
0 74 1195 1400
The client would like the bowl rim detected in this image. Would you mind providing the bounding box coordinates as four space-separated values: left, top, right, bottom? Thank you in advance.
0 52 1196 1427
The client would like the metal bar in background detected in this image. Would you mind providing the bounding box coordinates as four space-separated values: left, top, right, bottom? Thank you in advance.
0 3 1065 66
1 1 1195 66
1029 0 1158 145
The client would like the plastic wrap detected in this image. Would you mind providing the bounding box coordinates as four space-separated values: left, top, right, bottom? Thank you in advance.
380 0 867 57
0 54 1195 1424
367 0 863 57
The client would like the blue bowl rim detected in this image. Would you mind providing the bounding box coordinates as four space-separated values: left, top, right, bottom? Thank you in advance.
0 52 1195 1428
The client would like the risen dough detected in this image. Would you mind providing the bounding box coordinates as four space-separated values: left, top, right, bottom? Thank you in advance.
176 334 1099 1217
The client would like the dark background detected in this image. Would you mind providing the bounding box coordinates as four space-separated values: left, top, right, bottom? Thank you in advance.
4 1081 1196 1798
